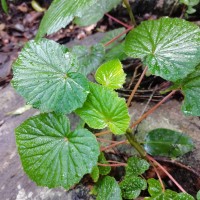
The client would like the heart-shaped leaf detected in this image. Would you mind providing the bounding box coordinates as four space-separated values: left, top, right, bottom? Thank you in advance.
95 176 122 200
144 128 194 157
71 44 105 76
15 113 100 189
36 0 98 38
125 17 200 82
76 82 130 135
95 59 126 89
74 0 121 26
12 39 89 114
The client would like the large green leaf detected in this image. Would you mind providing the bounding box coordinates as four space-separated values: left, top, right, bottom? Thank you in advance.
95 176 122 200
15 113 100 189
181 65 200 116
74 0 121 26
76 82 130 135
71 44 105 76
144 128 194 157
95 59 126 89
36 0 98 38
126 157 150 176
12 39 89 114
125 17 200 82
120 176 147 199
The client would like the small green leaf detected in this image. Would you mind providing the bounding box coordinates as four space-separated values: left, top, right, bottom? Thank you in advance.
15 113 100 189
144 128 194 157
71 44 105 76
74 0 121 26
96 176 122 200
180 0 199 6
147 178 163 197
181 65 200 116
197 190 200 200
174 193 195 200
101 28 126 49
95 59 126 89
120 176 147 199
1 0 8 13
12 39 89 114
126 157 150 176
98 152 111 175
91 166 100 182
125 17 200 82
76 82 130 134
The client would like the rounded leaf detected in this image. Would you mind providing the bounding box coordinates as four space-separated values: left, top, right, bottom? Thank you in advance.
125 17 200 82
95 59 126 89
76 83 130 135
12 39 89 114
15 113 100 189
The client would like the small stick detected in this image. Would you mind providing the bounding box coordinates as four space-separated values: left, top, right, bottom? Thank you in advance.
95 130 110 137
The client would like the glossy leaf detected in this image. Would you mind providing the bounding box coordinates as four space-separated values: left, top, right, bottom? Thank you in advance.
126 157 150 176
91 166 100 182
98 152 111 175
76 82 130 134
144 128 194 157
125 17 200 82
96 176 122 200
71 44 105 76
95 59 126 89
120 176 147 199
36 0 98 38
12 39 89 114
181 65 200 116
15 113 100 189
74 0 121 26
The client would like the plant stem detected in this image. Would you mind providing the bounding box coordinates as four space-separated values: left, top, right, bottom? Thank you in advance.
100 140 128 152
95 130 110 137
125 129 147 158
98 162 127 167
97 138 119 144
105 13 131 28
131 90 176 128
104 26 133 47
127 66 148 107
147 155 186 193
122 0 137 26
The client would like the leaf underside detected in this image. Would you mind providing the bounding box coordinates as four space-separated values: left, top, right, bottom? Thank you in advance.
15 113 100 189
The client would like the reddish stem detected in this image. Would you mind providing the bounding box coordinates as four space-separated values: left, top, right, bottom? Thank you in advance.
104 26 133 47
95 130 110 137
127 66 148 107
98 162 127 167
97 138 119 144
147 155 186 193
100 140 128 152
131 90 176 128
105 13 131 28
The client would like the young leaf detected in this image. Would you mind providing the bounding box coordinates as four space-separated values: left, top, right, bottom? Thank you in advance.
120 176 147 199
147 178 163 197
1 0 8 13
174 193 195 200
15 113 100 189
74 0 121 26
98 152 111 175
126 157 150 176
71 44 105 76
95 59 126 89
144 128 194 157
125 17 200 82
36 0 98 38
12 39 89 114
181 65 200 116
76 82 130 135
91 166 100 182
95 176 122 200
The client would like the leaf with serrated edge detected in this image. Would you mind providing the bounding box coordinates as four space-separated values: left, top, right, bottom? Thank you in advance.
181 65 200 116
71 44 105 76
126 157 150 176
95 59 126 89
120 176 147 199
125 17 200 82
144 128 194 157
36 0 98 38
15 113 100 189
74 0 121 26
76 82 130 135
12 39 89 114
96 176 122 200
